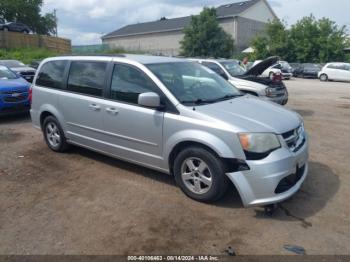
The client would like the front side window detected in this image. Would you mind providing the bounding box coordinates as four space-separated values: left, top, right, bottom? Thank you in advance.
220 61 246 76
340 64 350 71
201 62 226 76
147 62 242 106
36 60 67 89
110 63 161 105
67 61 107 97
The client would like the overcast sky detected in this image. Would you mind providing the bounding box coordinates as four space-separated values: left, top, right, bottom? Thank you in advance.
42 0 350 46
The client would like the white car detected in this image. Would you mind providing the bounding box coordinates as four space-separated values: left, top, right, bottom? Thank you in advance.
253 60 281 79
253 60 292 80
318 63 350 82
188 57 288 105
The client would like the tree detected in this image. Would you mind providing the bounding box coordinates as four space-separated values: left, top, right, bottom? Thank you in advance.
250 19 293 61
180 7 234 58
290 16 346 63
250 16 348 63
0 0 57 35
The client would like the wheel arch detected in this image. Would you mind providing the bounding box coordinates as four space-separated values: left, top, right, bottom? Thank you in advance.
38 104 67 135
165 130 241 174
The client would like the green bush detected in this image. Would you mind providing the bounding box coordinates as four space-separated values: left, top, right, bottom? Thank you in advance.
0 48 58 65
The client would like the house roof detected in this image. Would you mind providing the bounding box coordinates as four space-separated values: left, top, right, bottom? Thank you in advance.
102 0 260 39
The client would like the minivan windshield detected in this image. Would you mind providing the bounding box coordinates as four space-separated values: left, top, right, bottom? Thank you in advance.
219 61 246 76
147 62 242 105
0 66 18 79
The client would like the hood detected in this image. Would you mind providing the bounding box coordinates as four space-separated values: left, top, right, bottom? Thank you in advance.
10 66 36 72
0 77 30 93
244 56 279 76
229 77 266 92
194 95 300 134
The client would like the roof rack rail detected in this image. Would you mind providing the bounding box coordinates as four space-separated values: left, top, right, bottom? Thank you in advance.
57 54 126 57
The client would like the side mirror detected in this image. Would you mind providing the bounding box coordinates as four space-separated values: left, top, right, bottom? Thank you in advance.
138 92 161 108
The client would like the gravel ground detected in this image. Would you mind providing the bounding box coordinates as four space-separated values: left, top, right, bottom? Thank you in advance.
0 78 350 255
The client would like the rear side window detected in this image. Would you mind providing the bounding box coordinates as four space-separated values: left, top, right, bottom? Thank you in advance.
36 60 67 89
67 61 107 97
110 63 160 104
327 64 339 69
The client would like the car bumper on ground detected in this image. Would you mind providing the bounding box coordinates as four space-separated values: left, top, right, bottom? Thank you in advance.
0 94 30 115
226 135 309 207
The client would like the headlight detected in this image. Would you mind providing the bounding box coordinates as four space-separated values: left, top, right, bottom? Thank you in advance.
265 87 277 97
239 133 281 160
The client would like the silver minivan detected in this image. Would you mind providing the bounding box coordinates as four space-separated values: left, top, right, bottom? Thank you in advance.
30 55 309 207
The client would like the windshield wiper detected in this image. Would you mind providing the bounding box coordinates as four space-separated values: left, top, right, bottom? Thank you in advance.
180 94 242 105
208 94 243 103
180 99 210 105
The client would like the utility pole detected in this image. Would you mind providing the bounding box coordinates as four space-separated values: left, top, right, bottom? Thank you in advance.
54 9 58 36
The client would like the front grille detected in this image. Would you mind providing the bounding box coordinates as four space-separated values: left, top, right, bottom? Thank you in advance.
282 125 306 152
275 164 305 194
3 94 28 103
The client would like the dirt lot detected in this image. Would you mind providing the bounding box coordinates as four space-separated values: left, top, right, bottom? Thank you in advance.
0 78 350 255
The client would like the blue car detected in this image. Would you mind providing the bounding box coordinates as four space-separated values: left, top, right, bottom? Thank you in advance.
0 65 31 115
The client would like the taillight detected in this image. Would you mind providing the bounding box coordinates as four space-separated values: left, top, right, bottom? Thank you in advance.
272 72 282 83
29 86 33 105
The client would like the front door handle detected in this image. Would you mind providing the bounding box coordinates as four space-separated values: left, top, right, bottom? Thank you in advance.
106 107 119 115
89 104 101 111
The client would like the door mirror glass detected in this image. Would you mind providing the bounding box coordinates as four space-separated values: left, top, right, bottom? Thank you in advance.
138 92 161 108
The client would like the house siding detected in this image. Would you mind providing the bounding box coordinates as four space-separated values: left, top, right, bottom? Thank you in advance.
104 17 235 56
235 16 267 51
102 0 274 55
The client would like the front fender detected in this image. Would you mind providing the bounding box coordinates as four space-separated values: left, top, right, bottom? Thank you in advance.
164 129 239 165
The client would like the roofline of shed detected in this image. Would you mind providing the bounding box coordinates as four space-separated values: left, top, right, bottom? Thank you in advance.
101 15 236 40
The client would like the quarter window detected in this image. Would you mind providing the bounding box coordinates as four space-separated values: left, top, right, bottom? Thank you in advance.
67 61 107 97
36 60 67 89
110 64 160 104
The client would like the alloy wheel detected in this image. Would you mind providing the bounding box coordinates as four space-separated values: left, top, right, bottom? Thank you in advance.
46 122 61 148
181 157 213 194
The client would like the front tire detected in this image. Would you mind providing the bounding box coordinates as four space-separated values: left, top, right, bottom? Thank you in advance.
320 74 328 81
173 146 229 202
43 116 69 152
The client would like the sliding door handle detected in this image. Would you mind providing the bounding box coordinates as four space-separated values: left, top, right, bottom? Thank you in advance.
89 104 101 111
106 107 119 115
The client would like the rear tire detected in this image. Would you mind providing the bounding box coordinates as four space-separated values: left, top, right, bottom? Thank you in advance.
173 146 229 202
42 116 69 152
320 74 328 82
